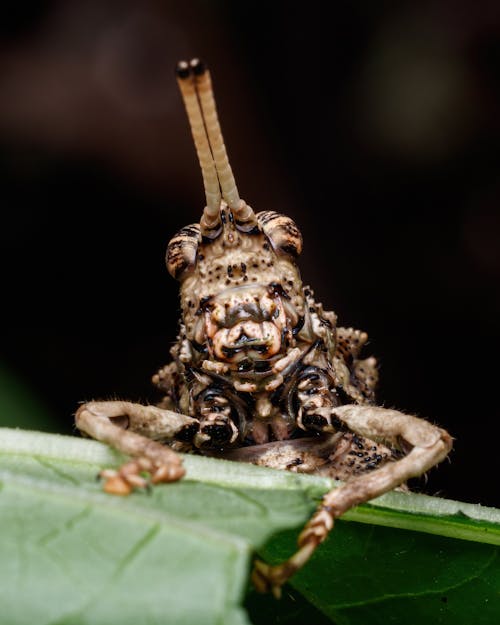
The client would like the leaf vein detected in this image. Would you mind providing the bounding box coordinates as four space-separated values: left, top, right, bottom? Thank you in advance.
326 549 498 610
111 523 162 580
34 455 80 485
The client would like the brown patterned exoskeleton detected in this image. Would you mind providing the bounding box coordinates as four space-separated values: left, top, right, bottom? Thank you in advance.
76 58 453 596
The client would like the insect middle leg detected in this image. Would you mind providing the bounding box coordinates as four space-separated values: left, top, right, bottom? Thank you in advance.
75 401 199 494
252 404 453 596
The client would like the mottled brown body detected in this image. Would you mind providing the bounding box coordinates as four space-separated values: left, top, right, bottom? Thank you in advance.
157 200 383 454
75 58 452 596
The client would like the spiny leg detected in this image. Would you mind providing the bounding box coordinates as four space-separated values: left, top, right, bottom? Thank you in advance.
75 401 199 495
252 405 453 596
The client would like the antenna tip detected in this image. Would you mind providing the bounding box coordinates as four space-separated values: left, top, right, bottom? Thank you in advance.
190 58 206 76
175 60 190 79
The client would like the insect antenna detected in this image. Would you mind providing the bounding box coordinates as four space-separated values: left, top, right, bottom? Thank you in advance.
190 58 257 231
176 60 221 236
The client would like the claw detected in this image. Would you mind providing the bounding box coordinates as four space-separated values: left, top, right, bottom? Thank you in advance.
102 473 133 496
251 559 293 599
98 456 185 495
125 473 150 489
251 507 334 596
151 463 182 483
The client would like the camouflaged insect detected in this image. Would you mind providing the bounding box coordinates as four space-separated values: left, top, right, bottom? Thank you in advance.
76 58 453 596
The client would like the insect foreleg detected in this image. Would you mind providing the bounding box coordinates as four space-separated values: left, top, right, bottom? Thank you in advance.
252 405 453 597
295 366 340 434
75 401 199 494
192 387 241 448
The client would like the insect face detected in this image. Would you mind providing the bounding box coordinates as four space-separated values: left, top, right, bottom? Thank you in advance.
167 207 306 371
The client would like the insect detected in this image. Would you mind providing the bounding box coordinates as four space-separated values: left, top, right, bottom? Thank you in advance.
76 58 453 597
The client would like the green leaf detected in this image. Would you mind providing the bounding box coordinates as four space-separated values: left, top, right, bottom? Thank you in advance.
0 428 499 625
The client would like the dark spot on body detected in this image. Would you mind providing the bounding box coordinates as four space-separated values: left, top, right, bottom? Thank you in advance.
302 414 328 430
180 225 201 237
268 282 290 300
202 423 232 445
191 340 207 354
293 316 305 336
175 423 199 442
281 244 299 256
254 361 271 373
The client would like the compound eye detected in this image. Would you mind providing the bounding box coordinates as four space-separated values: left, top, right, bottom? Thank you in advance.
256 211 303 257
166 223 201 279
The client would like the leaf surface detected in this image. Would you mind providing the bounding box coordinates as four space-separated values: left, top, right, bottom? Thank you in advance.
0 428 499 625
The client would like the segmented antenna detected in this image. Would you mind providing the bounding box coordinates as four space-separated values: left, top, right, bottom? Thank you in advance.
176 59 257 232
175 60 221 234
189 59 240 209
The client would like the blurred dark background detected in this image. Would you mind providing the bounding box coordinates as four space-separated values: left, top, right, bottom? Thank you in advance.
1 1 499 506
